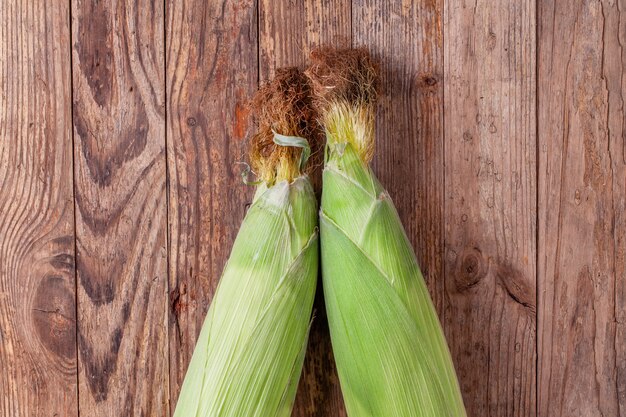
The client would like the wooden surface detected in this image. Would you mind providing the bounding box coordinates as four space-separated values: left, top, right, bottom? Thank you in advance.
71 0 169 414
1 1 625 416
0 1 77 416
538 1 626 415
444 1 537 416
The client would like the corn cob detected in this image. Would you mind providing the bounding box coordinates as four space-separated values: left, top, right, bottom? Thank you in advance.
307 48 467 417
173 68 321 417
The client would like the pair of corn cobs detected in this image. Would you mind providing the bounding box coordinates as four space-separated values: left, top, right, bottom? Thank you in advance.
173 48 467 417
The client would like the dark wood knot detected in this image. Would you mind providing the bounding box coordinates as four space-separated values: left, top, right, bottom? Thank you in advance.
421 74 438 86
170 283 187 318
32 275 76 359
455 247 487 291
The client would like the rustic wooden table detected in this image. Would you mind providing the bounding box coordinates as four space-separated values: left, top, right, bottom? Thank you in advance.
1 0 624 416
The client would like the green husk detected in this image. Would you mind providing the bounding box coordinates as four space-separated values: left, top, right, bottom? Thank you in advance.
173 68 320 417
308 47 467 417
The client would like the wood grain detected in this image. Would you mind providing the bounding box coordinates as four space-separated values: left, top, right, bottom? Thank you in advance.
71 0 169 414
443 0 537 416
0 1 77 416
259 0 351 80
538 0 626 415
5 1 626 415
258 1 351 415
165 0 257 412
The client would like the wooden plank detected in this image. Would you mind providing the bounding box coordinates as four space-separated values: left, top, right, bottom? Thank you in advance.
259 0 351 80
443 0 537 415
537 1 625 415
71 0 169 414
259 1 350 415
0 1 77 415
165 0 258 411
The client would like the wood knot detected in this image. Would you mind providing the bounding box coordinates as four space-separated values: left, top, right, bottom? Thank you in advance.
455 247 487 291
487 31 497 51
420 74 439 87
186 117 197 127
170 283 187 317
32 275 76 359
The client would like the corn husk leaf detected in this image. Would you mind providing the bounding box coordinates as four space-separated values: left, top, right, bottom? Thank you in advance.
321 143 466 417
174 177 318 417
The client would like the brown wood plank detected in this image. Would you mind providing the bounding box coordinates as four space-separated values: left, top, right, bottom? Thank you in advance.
0 1 77 415
259 1 351 415
71 0 169 414
443 0 537 416
537 1 626 415
165 0 258 412
259 0 351 80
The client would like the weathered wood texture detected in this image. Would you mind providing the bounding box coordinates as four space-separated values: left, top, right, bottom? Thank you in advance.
3 0 626 416
71 0 169 414
165 0 257 412
444 0 537 416
0 1 77 416
259 0 351 79
258 1 351 416
538 0 626 415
